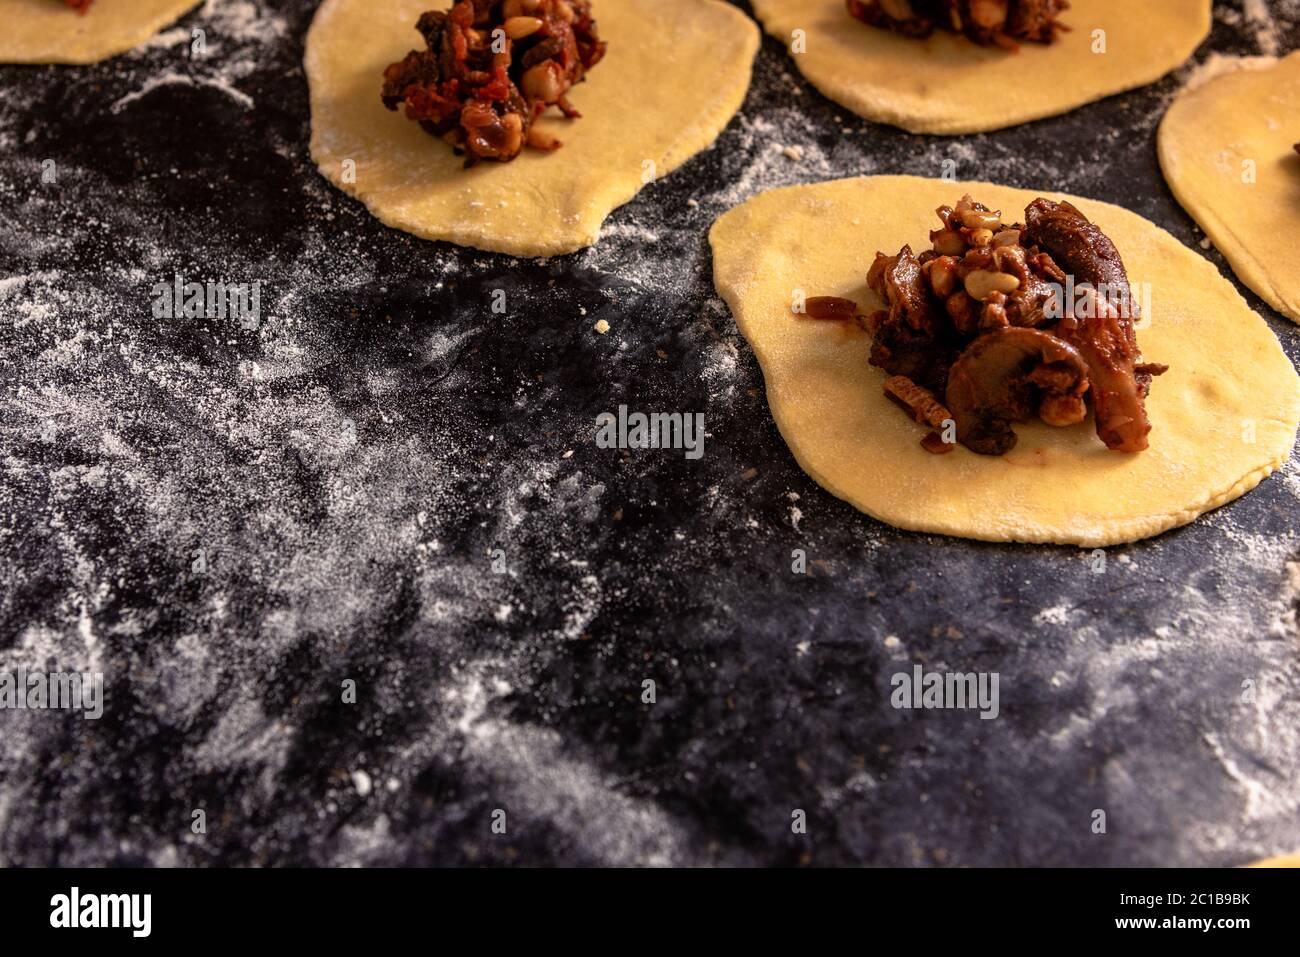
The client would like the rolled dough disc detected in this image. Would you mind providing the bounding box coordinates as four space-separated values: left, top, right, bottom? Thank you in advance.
0 0 201 65
749 0 1211 134
1158 51 1300 324
709 175 1300 546
305 0 759 256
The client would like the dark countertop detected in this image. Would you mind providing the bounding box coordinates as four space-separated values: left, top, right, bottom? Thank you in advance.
1 0 1298 867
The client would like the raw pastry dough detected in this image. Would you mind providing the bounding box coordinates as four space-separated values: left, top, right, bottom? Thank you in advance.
305 0 758 256
709 175 1300 546
1248 852 1300 867
749 0 1211 134
1158 52 1300 324
0 0 201 65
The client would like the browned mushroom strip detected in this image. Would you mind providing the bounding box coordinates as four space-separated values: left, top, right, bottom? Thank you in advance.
1022 199 1152 452
945 327 1089 455
868 244 938 334
884 375 952 429
805 296 861 320
866 245 958 392
1022 199 1130 294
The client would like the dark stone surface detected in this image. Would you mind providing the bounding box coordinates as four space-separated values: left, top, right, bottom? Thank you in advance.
1 0 1298 867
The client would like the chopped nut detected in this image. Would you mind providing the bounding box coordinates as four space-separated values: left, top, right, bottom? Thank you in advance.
960 208 1002 231
526 125 562 150
1039 393 1087 427
931 229 967 257
503 15 543 39
963 268 1020 301
923 256 960 298
593 318 610 334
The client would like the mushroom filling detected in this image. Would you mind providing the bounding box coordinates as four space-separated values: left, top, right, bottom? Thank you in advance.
846 0 1069 49
381 0 607 166
809 195 1167 455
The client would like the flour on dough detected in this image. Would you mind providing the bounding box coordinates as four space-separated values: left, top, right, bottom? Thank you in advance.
710 175 1300 546
305 0 758 256
749 0 1210 134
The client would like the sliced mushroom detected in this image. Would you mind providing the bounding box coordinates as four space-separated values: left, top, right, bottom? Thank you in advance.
945 327 1090 455
1022 198 1155 453
867 244 938 334
866 245 957 390
1023 198 1130 294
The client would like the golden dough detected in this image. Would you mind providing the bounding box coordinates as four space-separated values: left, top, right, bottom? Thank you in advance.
1158 52 1300 324
749 0 1210 134
0 0 201 65
305 0 758 256
1247 852 1300 867
709 175 1300 546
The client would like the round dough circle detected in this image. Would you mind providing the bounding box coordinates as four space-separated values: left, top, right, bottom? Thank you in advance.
709 175 1300 547
305 0 758 256
0 0 201 65
749 0 1210 134
1158 52 1300 324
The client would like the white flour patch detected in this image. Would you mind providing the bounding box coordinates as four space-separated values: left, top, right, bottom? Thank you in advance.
1033 605 1072 627
1179 52 1279 93
434 662 696 866
1242 0 1282 55
118 0 291 109
110 72 254 113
